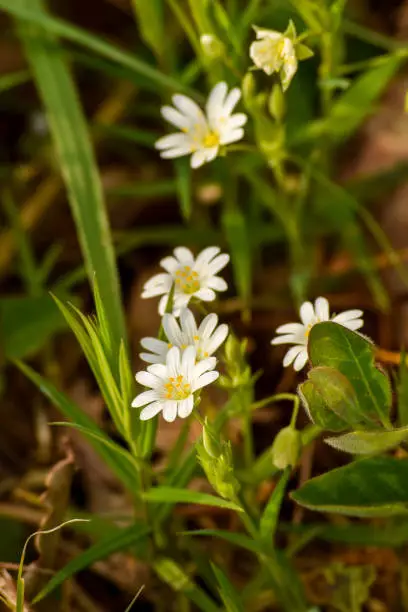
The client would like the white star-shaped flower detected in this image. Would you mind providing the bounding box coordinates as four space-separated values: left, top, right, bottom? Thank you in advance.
271 297 364 371
155 81 247 168
141 246 229 316
250 26 298 91
140 308 229 364
132 346 218 422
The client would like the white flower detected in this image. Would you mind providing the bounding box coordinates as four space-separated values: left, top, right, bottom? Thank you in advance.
140 308 229 364
155 81 247 168
250 27 298 91
141 246 229 316
132 346 218 422
271 297 364 372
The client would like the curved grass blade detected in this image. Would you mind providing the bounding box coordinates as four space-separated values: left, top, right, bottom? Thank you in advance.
144 487 243 512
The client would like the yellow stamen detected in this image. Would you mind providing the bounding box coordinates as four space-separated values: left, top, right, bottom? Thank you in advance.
203 131 220 148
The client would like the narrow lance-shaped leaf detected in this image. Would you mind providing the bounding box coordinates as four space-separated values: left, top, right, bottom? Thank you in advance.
211 563 244 612
144 487 243 512
259 467 291 544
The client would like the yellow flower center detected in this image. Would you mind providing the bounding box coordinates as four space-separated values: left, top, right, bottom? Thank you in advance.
164 375 191 400
174 266 200 294
203 131 220 148
304 320 319 339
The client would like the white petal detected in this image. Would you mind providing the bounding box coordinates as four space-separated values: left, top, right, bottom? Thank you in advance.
191 149 208 169
135 371 161 388
198 313 218 339
166 346 181 378
205 324 229 354
282 345 304 367
141 285 168 299
173 293 192 313
147 363 167 378
204 146 219 163
206 81 228 122
163 313 183 345
222 87 241 115
178 396 194 418
160 256 179 273
225 113 247 129
332 310 364 323
194 357 217 378
280 55 298 91
139 352 165 364
161 105 189 129
140 337 167 353
207 253 230 275
160 147 190 159
194 287 216 302
195 247 220 267
162 401 178 422
182 345 196 380
299 301 315 326
180 308 197 341
314 297 330 321
219 127 245 146
341 319 364 331
254 27 281 41
174 246 194 263
143 273 172 290
192 370 219 391
159 293 171 316
293 350 309 372
155 133 189 151
271 334 300 346
206 276 228 291
140 401 164 420
172 94 206 124
132 389 160 407
275 322 304 335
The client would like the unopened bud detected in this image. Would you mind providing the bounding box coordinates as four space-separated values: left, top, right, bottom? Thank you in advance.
268 84 285 123
202 418 222 458
242 72 256 106
200 34 225 60
271 426 301 470
197 440 240 501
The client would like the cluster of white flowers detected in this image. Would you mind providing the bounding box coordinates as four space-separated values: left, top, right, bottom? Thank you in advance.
154 23 312 169
132 247 230 422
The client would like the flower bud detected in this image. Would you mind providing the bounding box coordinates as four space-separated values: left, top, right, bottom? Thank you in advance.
202 417 222 458
197 439 240 501
200 34 225 60
242 72 256 106
271 426 301 470
268 84 286 123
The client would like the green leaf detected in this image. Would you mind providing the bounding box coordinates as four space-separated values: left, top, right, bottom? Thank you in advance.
398 353 408 426
131 0 164 60
144 487 243 512
14 360 139 495
174 158 192 221
211 563 244 612
33 523 149 603
153 557 219 612
296 43 314 60
0 294 70 359
260 467 291 544
292 456 408 517
182 529 260 555
1 0 192 94
308 322 392 427
15 0 126 357
0 69 30 92
222 208 252 306
298 378 349 432
325 426 408 454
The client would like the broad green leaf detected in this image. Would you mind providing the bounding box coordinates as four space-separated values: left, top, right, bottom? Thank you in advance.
308 322 392 427
1 1 192 94
174 158 192 221
259 467 291 544
182 529 260 555
153 557 219 612
292 456 408 517
211 563 244 612
33 524 150 603
222 208 252 306
298 378 349 432
0 294 70 359
325 426 408 454
14 360 139 495
131 0 164 60
307 367 371 429
15 0 126 357
398 353 408 426
144 487 242 512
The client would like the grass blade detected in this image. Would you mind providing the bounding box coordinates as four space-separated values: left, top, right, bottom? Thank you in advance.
14 0 126 355
144 487 243 512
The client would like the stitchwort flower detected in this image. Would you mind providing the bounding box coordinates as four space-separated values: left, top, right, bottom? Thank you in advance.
155 81 247 168
132 346 218 422
140 308 229 364
141 246 229 316
271 297 364 371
